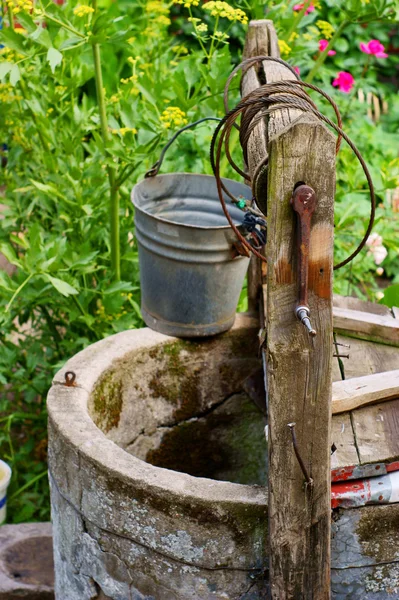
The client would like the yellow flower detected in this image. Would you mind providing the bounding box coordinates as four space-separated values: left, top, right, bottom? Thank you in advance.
110 94 121 103
47 108 54 116
111 127 138 136
157 15 171 26
0 82 22 103
160 106 188 129
278 40 291 56
146 0 169 13
172 45 189 55
73 5 95 17
289 32 298 42
175 0 199 6
213 30 229 41
7 0 33 14
197 23 208 33
202 1 248 24
316 20 334 40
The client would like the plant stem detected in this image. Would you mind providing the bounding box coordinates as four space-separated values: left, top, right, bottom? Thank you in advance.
92 37 120 281
306 20 349 84
18 79 50 153
5 272 34 313
43 12 86 38
208 14 219 64
9 470 48 501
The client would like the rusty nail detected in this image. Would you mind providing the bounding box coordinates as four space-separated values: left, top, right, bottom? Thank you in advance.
287 423 313 487
333 353 349 359
334 341 350 348
64 371 76 387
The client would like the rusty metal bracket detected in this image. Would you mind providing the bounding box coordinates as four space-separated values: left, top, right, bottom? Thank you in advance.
64 371 76 387
291 184 317 337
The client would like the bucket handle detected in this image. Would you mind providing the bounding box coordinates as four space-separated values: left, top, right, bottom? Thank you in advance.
145 117 222 179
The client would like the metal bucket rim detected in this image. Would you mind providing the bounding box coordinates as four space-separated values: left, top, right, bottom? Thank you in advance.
131 173 251 231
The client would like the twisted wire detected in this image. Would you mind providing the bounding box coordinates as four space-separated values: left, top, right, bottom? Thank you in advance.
211 56 375 270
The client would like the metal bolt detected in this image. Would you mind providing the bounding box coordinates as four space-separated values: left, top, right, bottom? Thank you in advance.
295 306 316 337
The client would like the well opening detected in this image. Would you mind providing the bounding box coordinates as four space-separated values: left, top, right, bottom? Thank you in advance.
87 323 267 486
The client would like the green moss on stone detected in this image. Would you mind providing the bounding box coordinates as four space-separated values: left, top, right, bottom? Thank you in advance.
91 370 123 433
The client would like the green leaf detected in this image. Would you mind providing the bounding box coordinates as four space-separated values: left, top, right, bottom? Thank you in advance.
0 28 28 54
30 26 52 49
380 284 399 309
59 35 84 50
46 275 79 297
9 64 21 86
0 62 13 81
16 12 37 34
0 243 22 268
103 281 134 294
47 47 63 74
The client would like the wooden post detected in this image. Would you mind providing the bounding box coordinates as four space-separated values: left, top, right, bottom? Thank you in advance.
242 21 336 599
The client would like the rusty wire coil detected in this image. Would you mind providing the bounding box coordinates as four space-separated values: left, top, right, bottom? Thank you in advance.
210 56 376 270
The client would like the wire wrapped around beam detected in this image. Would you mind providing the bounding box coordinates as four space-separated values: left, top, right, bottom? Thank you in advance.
210 56 375 271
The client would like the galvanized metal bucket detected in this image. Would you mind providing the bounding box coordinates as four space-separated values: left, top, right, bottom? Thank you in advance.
132 173 251 337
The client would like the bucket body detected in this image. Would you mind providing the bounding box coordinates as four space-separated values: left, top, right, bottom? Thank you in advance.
0 460 12 524
132 173 251 337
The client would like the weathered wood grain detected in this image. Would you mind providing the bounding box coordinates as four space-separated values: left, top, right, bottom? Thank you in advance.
332 369 399 414
331 413 359 472
333 306 399 347
352 398 399 465
332 334 399 381
241 19 335 600
266 115 335 600
333 294 392 317
242 22 268 311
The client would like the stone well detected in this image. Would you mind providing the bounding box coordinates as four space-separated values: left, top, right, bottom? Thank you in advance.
47 314 269 600
47 313 399 600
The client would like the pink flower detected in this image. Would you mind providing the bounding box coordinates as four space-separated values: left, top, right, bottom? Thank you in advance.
366 233 388 265
319 39 336 56
360 40 388 58
294 66 301 75
332 71 354 93
293 2 315 15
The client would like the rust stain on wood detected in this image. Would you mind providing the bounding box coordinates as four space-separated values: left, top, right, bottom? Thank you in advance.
309 260 331 299
274 258 293 284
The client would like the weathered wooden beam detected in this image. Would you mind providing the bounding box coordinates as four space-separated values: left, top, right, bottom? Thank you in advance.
242 21 268 312
242 19 336 599
332 369 399 414
333 305 399 347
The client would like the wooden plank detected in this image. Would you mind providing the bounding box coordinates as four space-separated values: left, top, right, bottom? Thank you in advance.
333 306 399 347
332 334 399 381
331 413 359 473
241 20 335 600
352 399 399 465
332 369 399 414
333 294 392 317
